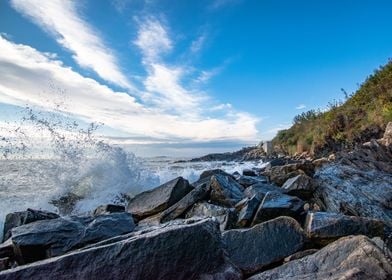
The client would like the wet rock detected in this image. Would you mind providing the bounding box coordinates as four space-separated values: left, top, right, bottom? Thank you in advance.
0 257 10 272
127 177 193 220
236 195 261 228
0 239 13 259
281 174 315 200
50 193 82 215
305 212 384 246
199 169 234 180
242 169 257 176
268 162 315 186
248 235 392 280
209 174 244 207
2 209 59 242
158 183 211 224
237 175 268 187
185 202 237 231
243 183 283 200
222 216 306 275
0 219 242 280
283 249 318 263
314 163 392 225
93 204 125 216
11 213 135 264
251 192 304 226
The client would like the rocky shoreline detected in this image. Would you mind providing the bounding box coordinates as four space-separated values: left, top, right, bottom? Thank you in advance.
0 123 391 279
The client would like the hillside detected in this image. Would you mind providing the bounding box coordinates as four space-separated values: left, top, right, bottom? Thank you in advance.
273 60 392 156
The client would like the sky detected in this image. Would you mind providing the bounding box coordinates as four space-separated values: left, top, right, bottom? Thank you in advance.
1 0 392 157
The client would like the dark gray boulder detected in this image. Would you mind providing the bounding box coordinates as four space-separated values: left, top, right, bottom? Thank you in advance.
199 169 234 180
236 195 261 228
305 212 384 246
144 183 211 224
209 174 244 207
248 235 392 280
0 257 9 272
268 162 315 186
222 216 306 275
11 212 135 264
242 169 257 176
283 249 318 263
281 174 315 200
251 192 304 226
237 175 268 187
0 240 13 259
314 163 392 225
243 183 283 200
185 202 237 231
127 177 193 220
93 204 125 216
0 219 242 280
2 209 59 242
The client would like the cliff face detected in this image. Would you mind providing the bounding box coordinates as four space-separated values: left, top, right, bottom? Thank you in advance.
273 61 392 157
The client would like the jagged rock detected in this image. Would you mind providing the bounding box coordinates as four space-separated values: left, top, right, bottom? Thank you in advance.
0 219 242 280
2 209 59 242
11 212 135 264
127 177 193 220
50 193 82 215
185 202 237 231
281 174 315 200
242 169 257 176
268 162 315 186
93 204 125 216
237 175 268 187
248 235 392 280
283 249 318 263
222 216 306 275
251 192 304 226
157 183 211 224
236 195 261 227
0 258 10 272
0 239 13 259
305 212 384 246
199 169 234 180
314 163 392 225
243 183 283 200
209 174 244 207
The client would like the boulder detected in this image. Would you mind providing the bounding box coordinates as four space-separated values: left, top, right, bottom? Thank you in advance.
0 240 13 259
93 204 125 216
283 249 318 263
314 163 392 225
268 162 315 186
243 183 283 200
251 192 304 226
209 174 244 207
281 174 315 200
185 202 237 231
199 169 234 180
237 175 268 187
236 195 261 228
242 169 257 176
157 183 211 224
11 213 135 264
0 257 10 272
127 177 193 220
305 212 384 246
222 216 306 275
248 235 392 280
0 219 242 280
2 209 59 242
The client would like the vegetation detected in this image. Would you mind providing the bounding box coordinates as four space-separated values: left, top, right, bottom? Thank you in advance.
273 60 392 156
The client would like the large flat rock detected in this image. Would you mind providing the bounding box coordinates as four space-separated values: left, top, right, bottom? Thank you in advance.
0 219 242 280
209 174 244 207
127 177 193 220
222 216 306 275
248 235 392 280
305 211 384 246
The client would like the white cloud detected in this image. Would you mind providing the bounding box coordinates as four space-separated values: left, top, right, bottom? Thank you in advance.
10 0 133 90
295 104 306 110
190 34 206 53
0 36 258 142
134 17 172 62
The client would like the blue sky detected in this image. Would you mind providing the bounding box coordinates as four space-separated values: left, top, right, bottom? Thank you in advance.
1 0 392 157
